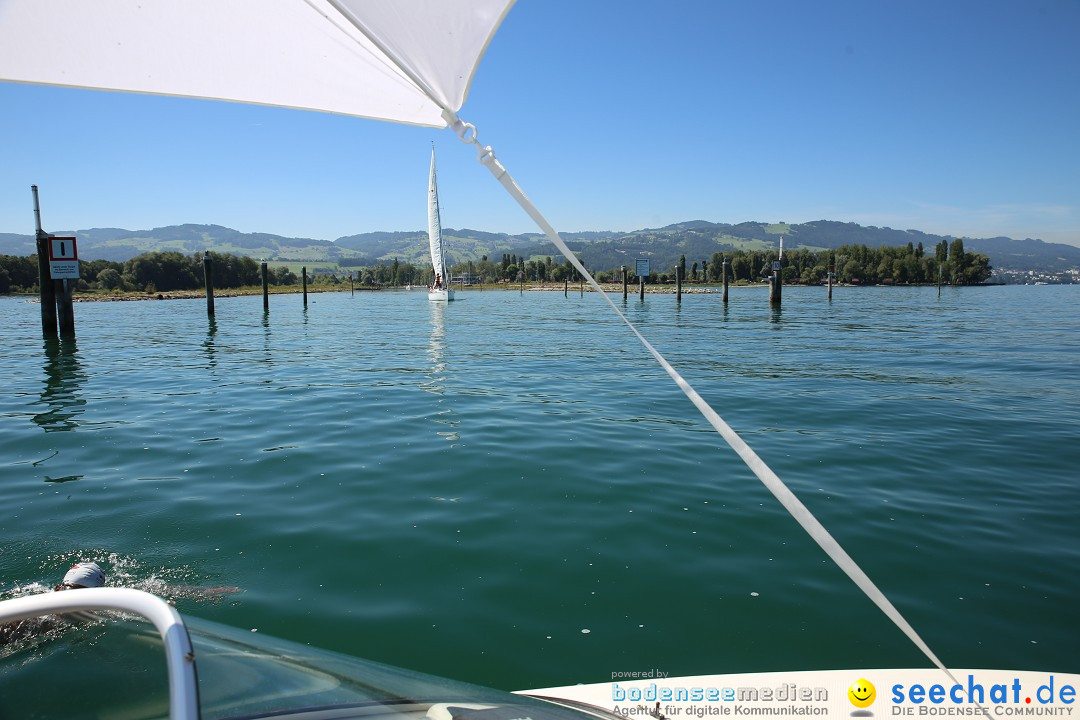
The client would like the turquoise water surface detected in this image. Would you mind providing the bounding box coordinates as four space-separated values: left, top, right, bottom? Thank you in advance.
1 285 1078 692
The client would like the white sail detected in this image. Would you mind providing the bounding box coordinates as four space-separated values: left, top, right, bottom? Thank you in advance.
428 149 445 282
427 148 454 301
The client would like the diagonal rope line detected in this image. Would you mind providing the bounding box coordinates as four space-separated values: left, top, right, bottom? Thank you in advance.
443 110 956 683
324 0 953 674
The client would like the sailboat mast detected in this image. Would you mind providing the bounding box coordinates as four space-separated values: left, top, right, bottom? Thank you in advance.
428 147 446 285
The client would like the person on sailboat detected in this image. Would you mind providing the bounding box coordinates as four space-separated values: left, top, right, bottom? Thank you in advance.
434 273 443 290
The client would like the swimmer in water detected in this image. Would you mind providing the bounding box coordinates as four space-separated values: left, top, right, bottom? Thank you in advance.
0 562 106 646
2 560 244 648
53 561 106 591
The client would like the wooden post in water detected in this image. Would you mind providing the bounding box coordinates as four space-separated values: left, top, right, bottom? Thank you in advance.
302 266 308 307
34 188 76 336
769 239 783 307
769 269 782 305
350 273 354 296
32 186 58 337
675 264 682 302
261 261 269 311
722 257 729 304
639 274 645 301
55 278 75 336
564 277 568 297
622 266 628 301
579 273 583 297
204 251 215 317
827 261 834 301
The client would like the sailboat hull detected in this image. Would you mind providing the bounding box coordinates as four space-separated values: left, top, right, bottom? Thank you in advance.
428 289 455 301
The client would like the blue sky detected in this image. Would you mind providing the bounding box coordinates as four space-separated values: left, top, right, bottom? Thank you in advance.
1 0 1078 247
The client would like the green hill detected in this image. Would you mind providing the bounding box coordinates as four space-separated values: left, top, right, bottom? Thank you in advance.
2 220 1077 277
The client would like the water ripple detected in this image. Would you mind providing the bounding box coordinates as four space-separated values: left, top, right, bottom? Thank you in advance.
1 286 1078 688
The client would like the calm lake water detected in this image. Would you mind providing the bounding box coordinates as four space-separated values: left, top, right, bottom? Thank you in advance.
1 285 1078 692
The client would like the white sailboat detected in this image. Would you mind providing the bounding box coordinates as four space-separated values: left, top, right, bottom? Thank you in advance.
427 147 455 302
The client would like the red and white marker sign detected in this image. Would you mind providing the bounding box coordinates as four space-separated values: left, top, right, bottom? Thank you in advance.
48 236 80 279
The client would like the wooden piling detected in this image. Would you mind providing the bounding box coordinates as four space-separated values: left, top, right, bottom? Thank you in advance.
675 264 682 302
722 257 729 303
204 251 215 316
564 277 568 297
55 279 75 336
32 186 57 337
302 266 308 307
827 262 834 301
769 270 782 306
350 273 354 296
36 233 57 336
622 266 628 301
261 261 269 311
639 275 645 301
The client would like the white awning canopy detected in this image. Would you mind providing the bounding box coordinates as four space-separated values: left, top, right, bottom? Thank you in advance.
0 0 514 127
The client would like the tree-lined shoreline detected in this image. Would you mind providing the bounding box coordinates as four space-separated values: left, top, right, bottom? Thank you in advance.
1 239 991 297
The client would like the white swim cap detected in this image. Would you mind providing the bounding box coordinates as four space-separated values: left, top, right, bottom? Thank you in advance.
61 562 106 588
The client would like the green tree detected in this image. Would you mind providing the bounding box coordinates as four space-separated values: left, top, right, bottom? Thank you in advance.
97 268 123 290
731 254 751 282
124 251 199 291
842 259 865 283
272 267 297 285
0 254 39 291
935 240 948 263
948 238 967 283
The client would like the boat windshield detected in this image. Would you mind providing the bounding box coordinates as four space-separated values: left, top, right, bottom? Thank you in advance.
0 608 617 720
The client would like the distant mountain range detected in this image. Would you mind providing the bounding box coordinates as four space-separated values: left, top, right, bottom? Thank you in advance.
2 220 1078 276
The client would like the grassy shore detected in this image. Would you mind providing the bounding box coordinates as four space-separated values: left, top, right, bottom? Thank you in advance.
68 284 363 302
19 279 811 302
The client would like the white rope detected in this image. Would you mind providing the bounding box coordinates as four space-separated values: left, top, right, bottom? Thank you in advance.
442 110 956 682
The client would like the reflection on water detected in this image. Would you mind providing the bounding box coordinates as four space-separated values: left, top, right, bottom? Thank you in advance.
203 316 218 371
32 337 85 433
43 474 83 483
425 301 447 384
3 288 1078 685
424 301 459 443
261 310 273 368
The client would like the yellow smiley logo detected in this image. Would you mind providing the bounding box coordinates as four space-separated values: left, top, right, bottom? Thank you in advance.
848 679 876 708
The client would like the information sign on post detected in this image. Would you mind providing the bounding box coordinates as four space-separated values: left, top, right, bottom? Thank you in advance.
772 260 781 272
48 236 80 279
635 258 651 278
